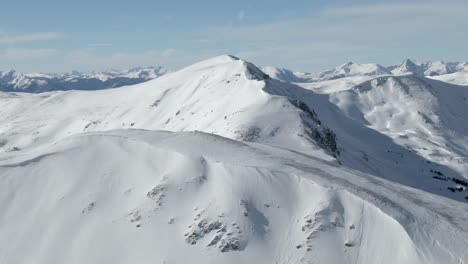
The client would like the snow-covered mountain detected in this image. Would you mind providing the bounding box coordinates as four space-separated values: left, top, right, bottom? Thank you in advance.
429 71 468 86
263 62 392 83
260 66 306 83
309 62 393 81
0 66 168 92
264 59 468 85
1 55 467 264
388 59 468 77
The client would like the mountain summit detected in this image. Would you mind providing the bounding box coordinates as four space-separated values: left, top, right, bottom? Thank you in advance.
0 55 467 264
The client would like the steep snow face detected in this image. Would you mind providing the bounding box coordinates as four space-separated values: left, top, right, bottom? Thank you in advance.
390 59 468 77
0 55 337 162
0 66 168 92
0 130 467 264
390 59 426 76
324 75 468 201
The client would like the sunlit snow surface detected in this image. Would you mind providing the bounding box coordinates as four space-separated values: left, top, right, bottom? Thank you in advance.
0 55 467 264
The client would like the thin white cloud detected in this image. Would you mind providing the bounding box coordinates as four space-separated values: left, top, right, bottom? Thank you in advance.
191 1 468 70
5 48 57 60
60 48 218 72
0 32 64 44
191 38 210 43
321 2 468 17
237 10 246 21
3 1 468 72
88 43 113 47
162 48 176 57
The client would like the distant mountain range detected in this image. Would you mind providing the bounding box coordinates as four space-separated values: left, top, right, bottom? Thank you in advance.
262 59 468 83
0 66 169 92
2 59 467 93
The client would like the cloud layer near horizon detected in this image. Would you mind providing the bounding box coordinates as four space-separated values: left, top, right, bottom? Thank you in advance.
1 2 467 73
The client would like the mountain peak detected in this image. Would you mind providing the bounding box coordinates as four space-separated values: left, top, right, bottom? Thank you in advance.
390 59 468 77
402 58 417 66
1 55 468 264
340 61 355 67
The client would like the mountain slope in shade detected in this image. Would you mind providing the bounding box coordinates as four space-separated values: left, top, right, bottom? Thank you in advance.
313 75 468 202
0 129 467 264
0 66 168 92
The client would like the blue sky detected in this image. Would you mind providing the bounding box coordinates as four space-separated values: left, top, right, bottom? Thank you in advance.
1 0 468 72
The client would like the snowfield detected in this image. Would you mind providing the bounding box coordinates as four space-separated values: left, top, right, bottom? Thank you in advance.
0 55 467 264
1 130 468 264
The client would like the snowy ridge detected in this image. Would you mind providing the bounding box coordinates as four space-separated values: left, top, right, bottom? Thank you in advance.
0 66 168 92
429 71 468 86
309 62 392 81
1 55 468 263
260 66 306 83
294 74 468 202
265 59 468 85
389 59 468 77
0 130 467 263
0 55 337 162
263 62 392 83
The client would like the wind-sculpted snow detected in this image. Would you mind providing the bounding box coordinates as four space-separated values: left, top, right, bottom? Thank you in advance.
0 130 467 264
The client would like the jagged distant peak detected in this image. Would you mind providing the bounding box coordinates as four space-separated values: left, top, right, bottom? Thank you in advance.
0 65 169 92
390 59 468 77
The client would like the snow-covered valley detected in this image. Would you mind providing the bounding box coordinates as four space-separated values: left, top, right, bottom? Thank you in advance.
1 55 467 264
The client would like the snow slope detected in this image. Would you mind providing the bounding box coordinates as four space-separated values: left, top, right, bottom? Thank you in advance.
294 75 468 202
260 66 306 83
0 55 338 162
429 71 468 86
1 55 468 263
0 130 467 264
1 55 466 200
